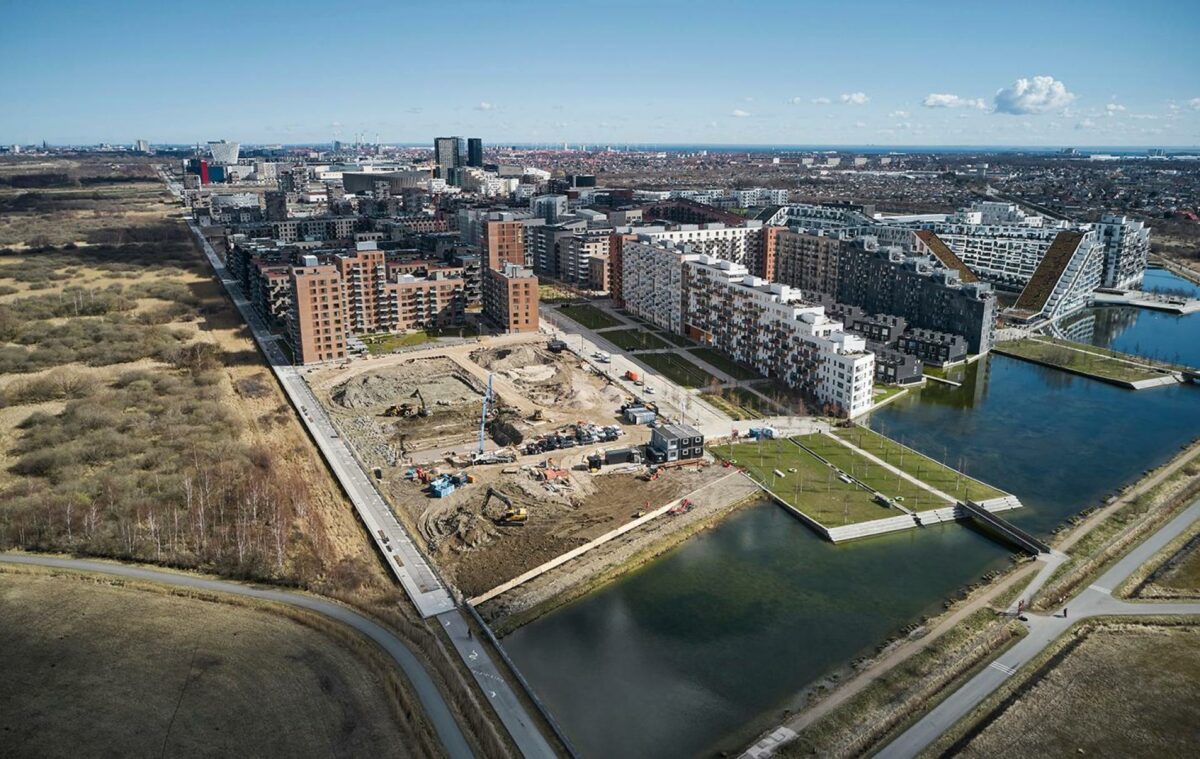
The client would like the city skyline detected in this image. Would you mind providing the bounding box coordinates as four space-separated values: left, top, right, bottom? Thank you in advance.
3 0 1200 147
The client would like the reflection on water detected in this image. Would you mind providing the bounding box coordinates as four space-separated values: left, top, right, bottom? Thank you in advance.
502 269 1200 759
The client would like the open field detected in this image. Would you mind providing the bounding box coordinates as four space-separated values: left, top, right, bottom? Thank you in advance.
994 336 1171 384
714 437 895 526
600 327 670 351
687 347 764 380
833 425 1007 503
798 433 953 512
1141 533 1200 597
930 622 1200 758
538 283 578 303
0 569 428 758
555 302 622 330
0 160 383 588
637 350 723 388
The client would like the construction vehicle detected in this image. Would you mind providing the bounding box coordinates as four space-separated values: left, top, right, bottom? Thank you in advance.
482 487 527 526
669 499 694 516
410 389 430 417
625 370 639 382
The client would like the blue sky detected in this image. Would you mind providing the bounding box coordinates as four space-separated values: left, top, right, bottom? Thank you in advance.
3 0 1199 146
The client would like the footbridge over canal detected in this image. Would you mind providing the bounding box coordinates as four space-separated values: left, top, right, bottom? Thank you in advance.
960 500 1051 554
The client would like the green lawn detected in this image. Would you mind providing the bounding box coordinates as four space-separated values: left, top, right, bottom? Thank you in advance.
637 351 723 389
687 347 764 381
557 303 623 330
362 331 434 353
701 387 779 420
797 433 952 511
713 438 894 526
832 425 1008 503
871 383 907 406
994 337 1169 384
657 331 694 348
601 328 670 351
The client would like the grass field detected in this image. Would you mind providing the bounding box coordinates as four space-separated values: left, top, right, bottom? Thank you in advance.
701 386 778 420
538 283 578 303
657 331 694 347
687 347 764 381
871 383 907 406
995 337 1170 384
601 328 670 351
0 570 427 757
797 433 952 511
937 623 1200 758
557 302 623 330
714 437 894 526
363 330 434 353
637 351 723 388
833 425 1007 503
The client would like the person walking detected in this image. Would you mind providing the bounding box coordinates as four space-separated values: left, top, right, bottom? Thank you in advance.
1063 607 1069 618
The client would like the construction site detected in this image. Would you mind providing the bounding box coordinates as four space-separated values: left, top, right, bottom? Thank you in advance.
305 334 749 613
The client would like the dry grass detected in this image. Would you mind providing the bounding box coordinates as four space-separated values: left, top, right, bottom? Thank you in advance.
929 621 1200 758
0 568 435 758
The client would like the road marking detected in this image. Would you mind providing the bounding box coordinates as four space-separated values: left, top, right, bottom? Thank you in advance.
989 661 1017 676
1089 584 1112 595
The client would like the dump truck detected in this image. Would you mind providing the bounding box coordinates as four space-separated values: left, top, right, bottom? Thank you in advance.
625 370 639 382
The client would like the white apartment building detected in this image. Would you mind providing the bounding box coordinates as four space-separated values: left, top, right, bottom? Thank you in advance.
1096 214 1150 289
620 239 874 417
640 222 764 268
682 256 874 418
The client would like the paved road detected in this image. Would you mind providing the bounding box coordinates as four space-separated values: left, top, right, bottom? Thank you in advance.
163 174 557 759
873 498 1200 759
0 553 473 759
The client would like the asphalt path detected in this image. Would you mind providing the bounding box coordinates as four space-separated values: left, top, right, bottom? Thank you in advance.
873 498 1200 759
0 553 474 759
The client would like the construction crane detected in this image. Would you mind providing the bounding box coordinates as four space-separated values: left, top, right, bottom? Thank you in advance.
477 374 493 455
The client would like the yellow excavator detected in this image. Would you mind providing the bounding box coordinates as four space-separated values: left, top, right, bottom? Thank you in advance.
482 487 527 526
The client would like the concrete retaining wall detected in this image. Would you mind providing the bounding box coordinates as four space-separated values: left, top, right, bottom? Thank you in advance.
824 498 1025 543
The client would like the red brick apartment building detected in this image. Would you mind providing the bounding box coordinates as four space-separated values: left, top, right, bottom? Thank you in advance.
482 217 526 271
483 263 539 333
288 261 348 363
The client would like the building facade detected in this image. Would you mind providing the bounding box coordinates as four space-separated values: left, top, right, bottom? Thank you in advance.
483 263 540 333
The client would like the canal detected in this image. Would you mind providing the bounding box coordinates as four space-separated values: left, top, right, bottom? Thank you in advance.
504 271 1200 758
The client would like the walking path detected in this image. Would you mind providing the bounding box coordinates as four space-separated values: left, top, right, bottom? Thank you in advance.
874 499 1200 759
0 553 473 759
163 173 556 759
743 438 1200 759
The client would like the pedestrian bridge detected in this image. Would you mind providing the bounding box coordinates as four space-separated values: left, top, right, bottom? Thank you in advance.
961 500 1051 554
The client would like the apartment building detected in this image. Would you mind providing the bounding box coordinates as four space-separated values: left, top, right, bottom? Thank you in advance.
288 260 348 364
1096 214 1150 289
556 231 611 287
269 216 358 243
773 229 843 295
620 239 874 417
838 239 998 354
481 212 527 271
620 238 696 334
682 255 875 418
483 263 539 333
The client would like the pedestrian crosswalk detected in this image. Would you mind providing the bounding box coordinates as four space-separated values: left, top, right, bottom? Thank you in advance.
989 661 1017 676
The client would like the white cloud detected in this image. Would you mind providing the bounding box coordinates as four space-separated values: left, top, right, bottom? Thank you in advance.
1105 103 1126 114
840 92 869 105
788 97 804 105
731 109 751 118
475 101 495 111
1075 118 1096 130
922 93 986 110
1130 114 1159 121
854 121 866 128
1189 98 1200 110
743 96 755 103
994 76 1076 115
811 97 832 105
889 110 909 118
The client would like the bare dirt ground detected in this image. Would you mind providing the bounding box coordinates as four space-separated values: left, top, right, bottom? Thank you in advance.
944 623 1200 759
307 334 725 599
0 569 429 758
